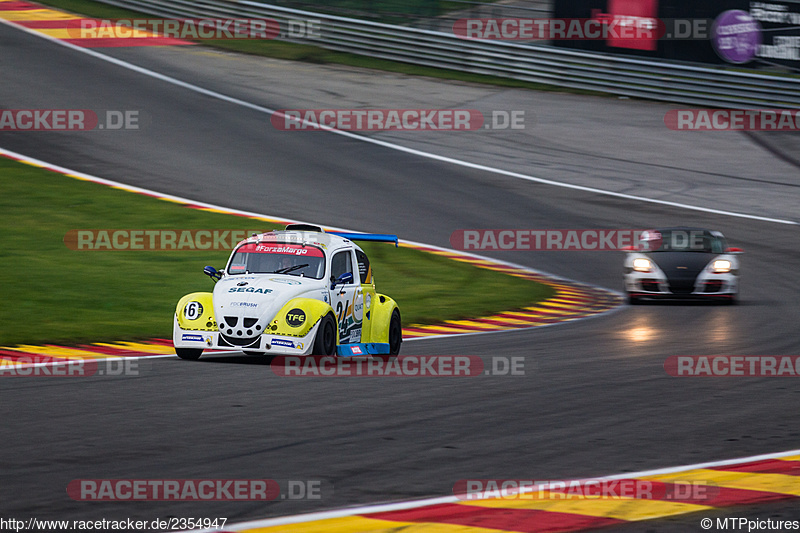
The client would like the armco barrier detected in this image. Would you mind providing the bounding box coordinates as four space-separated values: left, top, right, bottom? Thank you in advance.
95 0 800 108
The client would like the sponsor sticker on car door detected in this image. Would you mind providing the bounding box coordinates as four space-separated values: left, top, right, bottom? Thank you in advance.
329 250 362 344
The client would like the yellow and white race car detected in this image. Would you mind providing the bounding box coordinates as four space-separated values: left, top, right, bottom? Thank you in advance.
173 224 402 360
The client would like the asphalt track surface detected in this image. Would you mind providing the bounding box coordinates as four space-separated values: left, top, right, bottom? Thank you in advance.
2 21 800 530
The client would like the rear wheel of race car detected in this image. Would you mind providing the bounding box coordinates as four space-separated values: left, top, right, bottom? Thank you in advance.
175 348 203 360
388 309 402 355
312 313 337 355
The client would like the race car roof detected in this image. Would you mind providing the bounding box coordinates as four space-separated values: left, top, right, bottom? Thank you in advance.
238 230 344 251
648 227 723 237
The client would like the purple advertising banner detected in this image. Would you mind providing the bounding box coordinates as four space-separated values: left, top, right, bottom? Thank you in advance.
712 9 762 64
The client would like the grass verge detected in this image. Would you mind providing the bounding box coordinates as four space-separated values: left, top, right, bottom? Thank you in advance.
0 156 555 346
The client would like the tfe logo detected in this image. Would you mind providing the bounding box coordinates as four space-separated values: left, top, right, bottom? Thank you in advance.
286 309 306 326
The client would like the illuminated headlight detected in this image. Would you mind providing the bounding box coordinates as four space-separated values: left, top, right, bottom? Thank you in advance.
633 257 653 272
711 259 732 273
632 258 653 273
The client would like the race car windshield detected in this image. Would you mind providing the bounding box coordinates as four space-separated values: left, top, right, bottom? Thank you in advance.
227 243 325 278
643 230 727 253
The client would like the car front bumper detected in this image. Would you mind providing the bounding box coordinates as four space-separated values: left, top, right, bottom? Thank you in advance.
624 272 738 300
173 315 318 356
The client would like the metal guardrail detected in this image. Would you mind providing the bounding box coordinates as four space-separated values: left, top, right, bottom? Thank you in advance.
95 0 800 109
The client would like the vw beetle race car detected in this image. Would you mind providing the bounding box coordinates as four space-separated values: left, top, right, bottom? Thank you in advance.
173 224 402 360
623 228 742 304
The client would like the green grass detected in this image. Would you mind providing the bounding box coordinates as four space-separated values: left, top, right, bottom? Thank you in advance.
0 157 554 346
33 0 608 96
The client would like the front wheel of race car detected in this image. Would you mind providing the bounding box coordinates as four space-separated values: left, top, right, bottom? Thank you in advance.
312 313 337 355
175 348 203 360
389 309 402 355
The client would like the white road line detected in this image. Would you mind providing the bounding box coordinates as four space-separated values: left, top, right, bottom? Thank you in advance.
0 18 796 226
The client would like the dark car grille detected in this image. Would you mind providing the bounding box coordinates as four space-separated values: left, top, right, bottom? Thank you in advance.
640 280 660 292
703 281 724 293
219 333 260 347
668 279 696 294
224 316 239 327
243 317 258 328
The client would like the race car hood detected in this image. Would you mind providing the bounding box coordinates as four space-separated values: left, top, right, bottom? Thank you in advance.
649 252 715 280
648 252 716 292
213 275 319 336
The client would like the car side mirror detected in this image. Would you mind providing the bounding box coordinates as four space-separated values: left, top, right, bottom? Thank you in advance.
725 247 744 254
331 272 353 289
204 265 222 281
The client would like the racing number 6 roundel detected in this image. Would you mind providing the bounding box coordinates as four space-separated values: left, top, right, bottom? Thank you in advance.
184 301 203 320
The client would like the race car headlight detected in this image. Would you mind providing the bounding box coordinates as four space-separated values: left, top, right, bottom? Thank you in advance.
711 259 732 273
632 258 653 272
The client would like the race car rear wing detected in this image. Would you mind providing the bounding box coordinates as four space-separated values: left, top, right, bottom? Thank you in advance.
328 232 399 247
283 224 399 247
